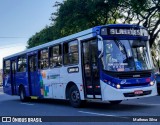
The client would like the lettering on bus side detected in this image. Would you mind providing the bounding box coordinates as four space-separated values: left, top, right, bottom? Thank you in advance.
67 67 79 73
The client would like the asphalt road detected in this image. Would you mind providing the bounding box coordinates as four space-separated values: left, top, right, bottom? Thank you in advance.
0 87 160 125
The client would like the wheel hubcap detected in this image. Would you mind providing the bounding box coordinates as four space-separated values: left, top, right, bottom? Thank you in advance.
71 90 79 102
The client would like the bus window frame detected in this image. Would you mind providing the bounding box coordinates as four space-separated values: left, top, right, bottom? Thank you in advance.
17 55 27 73
63 40 79 66
49 44 62 68
38 48 49 70
3 60 11 75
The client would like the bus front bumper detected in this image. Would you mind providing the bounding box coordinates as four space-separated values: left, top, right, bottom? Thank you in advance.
100 80 157 101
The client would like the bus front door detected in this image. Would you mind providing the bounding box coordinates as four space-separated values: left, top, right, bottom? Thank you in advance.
28 55 37 96
11 60 16 95
82 39 101 99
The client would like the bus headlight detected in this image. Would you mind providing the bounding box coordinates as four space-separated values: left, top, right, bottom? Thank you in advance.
116 84 121 89
150 81 154 86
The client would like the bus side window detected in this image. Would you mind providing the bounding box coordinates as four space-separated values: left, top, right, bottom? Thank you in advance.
63 40 79 65
38 48 49 69
49 45 62 67
4 60 10 75
18 56 27 72
29 57 36 72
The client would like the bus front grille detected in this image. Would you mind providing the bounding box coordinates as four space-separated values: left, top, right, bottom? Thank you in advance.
117 72 151 79
121 82 150 88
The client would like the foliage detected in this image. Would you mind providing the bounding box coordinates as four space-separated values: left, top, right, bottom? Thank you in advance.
116 0 160 46
151 36 160 70
27 0 124 48
27 25 62 48
50 0 122 37
27 0 160 48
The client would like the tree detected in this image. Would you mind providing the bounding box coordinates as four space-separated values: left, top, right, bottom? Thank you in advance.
27 25 55 48
27 0 159 48
28 0 122 48
116 0 160 46
151 36 160 71
50 0 122 37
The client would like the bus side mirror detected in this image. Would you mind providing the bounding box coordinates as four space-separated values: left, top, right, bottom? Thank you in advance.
98 36 103 58
98 40 103 51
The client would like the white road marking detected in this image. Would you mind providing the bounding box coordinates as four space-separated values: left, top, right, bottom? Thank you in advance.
78 111 128 119
137 103 160 106
21 103 34 106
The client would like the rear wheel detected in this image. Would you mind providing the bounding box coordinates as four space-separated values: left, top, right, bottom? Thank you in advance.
109 100 122 105
19 87 27 102
69 85 84 108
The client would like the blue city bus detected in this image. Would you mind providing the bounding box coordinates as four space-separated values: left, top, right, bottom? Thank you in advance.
3 24 157 107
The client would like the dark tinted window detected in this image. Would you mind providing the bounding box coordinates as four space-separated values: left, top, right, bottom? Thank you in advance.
63 40 79 65
4 60 10 74
18 56 27 72
39 48 49 69
50 45 62 67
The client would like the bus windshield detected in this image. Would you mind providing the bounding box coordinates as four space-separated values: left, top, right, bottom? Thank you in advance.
102 40 152 72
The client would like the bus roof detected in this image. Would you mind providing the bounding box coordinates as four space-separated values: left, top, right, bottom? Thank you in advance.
3 24 145 60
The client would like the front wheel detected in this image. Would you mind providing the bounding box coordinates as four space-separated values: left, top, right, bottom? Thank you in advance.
69 85 84 108
109 100 122 105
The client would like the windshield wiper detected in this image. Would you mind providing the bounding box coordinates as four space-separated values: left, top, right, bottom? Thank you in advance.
114 39 128 59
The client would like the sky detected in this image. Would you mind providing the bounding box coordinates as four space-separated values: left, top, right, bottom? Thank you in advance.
0 0 63 69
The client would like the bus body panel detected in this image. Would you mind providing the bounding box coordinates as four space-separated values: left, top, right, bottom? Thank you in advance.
16 72 29 96
29 71 40 96
38 68 60 99
37 65 84 100
60 65 84 100
3 75 12 95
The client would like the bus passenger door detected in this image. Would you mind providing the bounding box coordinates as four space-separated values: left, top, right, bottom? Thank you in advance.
11 60 16 95
28 55 37 96
82 39 101 99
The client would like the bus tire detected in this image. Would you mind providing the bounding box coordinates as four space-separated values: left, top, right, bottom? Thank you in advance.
69 85 83 108
19 87 27 102
109 100 122 105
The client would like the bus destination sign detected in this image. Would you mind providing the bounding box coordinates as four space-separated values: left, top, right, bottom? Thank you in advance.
101 27 148 36
110 28 141 36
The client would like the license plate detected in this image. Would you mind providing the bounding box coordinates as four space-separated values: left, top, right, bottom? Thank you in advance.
134 90 143 95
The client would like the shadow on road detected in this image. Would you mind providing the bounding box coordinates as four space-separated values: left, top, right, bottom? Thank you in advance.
30 98 70 106
1 86 159 112
2 98 154 112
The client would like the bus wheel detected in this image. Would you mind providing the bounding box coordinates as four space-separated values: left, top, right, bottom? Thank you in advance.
19 87 27 102
109 100 122 105
69 85 83 108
